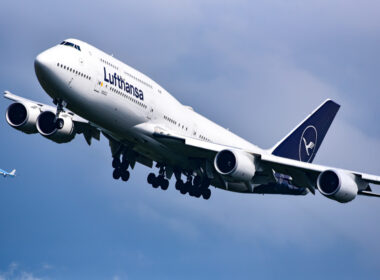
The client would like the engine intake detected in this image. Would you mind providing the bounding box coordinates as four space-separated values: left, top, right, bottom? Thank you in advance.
214 149 256 182
36 111 76 143
317 170 358 203
6 102 39 134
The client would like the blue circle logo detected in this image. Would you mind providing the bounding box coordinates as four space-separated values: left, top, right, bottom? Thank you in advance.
299 125 318 162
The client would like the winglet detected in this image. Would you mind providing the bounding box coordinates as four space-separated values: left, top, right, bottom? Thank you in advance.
271 99 340 163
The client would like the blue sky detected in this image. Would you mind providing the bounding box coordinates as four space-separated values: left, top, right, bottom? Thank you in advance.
1 0 380 279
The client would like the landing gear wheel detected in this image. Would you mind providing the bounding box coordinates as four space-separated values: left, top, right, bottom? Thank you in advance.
113 168 121 180
121 170 130 181
112 158 121 169
194 187 201 198
147 173 156 184
175 180 183 190
202 188 211 200
55 118 64 129
182 182 192 195
161 179 169 190
152 177 160 188
121 160 129 169
188 185 196 197
180 188 187 195
180 182 188 195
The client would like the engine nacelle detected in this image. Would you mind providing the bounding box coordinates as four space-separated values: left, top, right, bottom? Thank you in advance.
6 102 40 134
214 149 256 182
36 111 76 143
317 169 358 203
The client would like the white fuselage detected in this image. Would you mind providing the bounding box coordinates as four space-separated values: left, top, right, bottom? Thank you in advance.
10 39 380 202
35 39 263 187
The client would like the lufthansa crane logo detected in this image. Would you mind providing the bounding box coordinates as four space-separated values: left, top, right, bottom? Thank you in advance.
299 125 318 162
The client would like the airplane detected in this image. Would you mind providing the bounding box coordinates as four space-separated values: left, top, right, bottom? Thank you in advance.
3 38 380 202
0 168 16 178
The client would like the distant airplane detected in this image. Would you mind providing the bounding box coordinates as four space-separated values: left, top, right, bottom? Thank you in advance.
0 169 16 178
3 38 380 202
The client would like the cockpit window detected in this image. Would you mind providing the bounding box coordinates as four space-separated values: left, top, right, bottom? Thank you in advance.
60 41 81 51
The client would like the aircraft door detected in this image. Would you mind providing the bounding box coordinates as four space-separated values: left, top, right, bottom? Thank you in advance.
192 123 198 138
94 80 102 93
147 106 154 120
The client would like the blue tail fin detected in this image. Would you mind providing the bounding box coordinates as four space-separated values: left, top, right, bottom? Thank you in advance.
271 99 340 163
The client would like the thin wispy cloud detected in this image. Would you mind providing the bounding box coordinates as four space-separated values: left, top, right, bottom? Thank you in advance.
0 263 46 280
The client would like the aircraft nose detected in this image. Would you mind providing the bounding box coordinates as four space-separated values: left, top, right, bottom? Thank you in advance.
34 50 51 78
34 48 60 97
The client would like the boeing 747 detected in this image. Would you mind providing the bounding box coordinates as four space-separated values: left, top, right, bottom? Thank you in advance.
4 39 380 202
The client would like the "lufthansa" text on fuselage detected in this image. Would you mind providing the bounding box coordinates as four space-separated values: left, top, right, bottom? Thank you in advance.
103 67 144 100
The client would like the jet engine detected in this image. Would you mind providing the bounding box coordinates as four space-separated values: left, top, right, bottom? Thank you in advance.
36 111 76 143
6 102 40 134
317 169 358 203
214 149 256 182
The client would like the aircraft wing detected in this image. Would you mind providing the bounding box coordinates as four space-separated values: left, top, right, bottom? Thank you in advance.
136 123 380 197
4 91 100 145
153 132 234 157
133 122 235 159
259 153 380 195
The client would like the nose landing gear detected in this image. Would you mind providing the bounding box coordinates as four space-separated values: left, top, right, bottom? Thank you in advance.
53 98 67 129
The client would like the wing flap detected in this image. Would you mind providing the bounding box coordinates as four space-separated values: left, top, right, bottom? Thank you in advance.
356 173 380 185
358 191 380 197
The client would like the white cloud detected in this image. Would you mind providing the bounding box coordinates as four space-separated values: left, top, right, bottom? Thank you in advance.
0 263 46 280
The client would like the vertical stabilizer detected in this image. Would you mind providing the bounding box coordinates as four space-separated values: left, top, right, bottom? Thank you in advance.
271 99 340 163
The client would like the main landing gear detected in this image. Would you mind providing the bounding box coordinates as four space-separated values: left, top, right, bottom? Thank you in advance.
111 154 212 200
147 166 169 190
175 174 211 200
112 154 130 182
146 165 212 200
53 98 67 129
